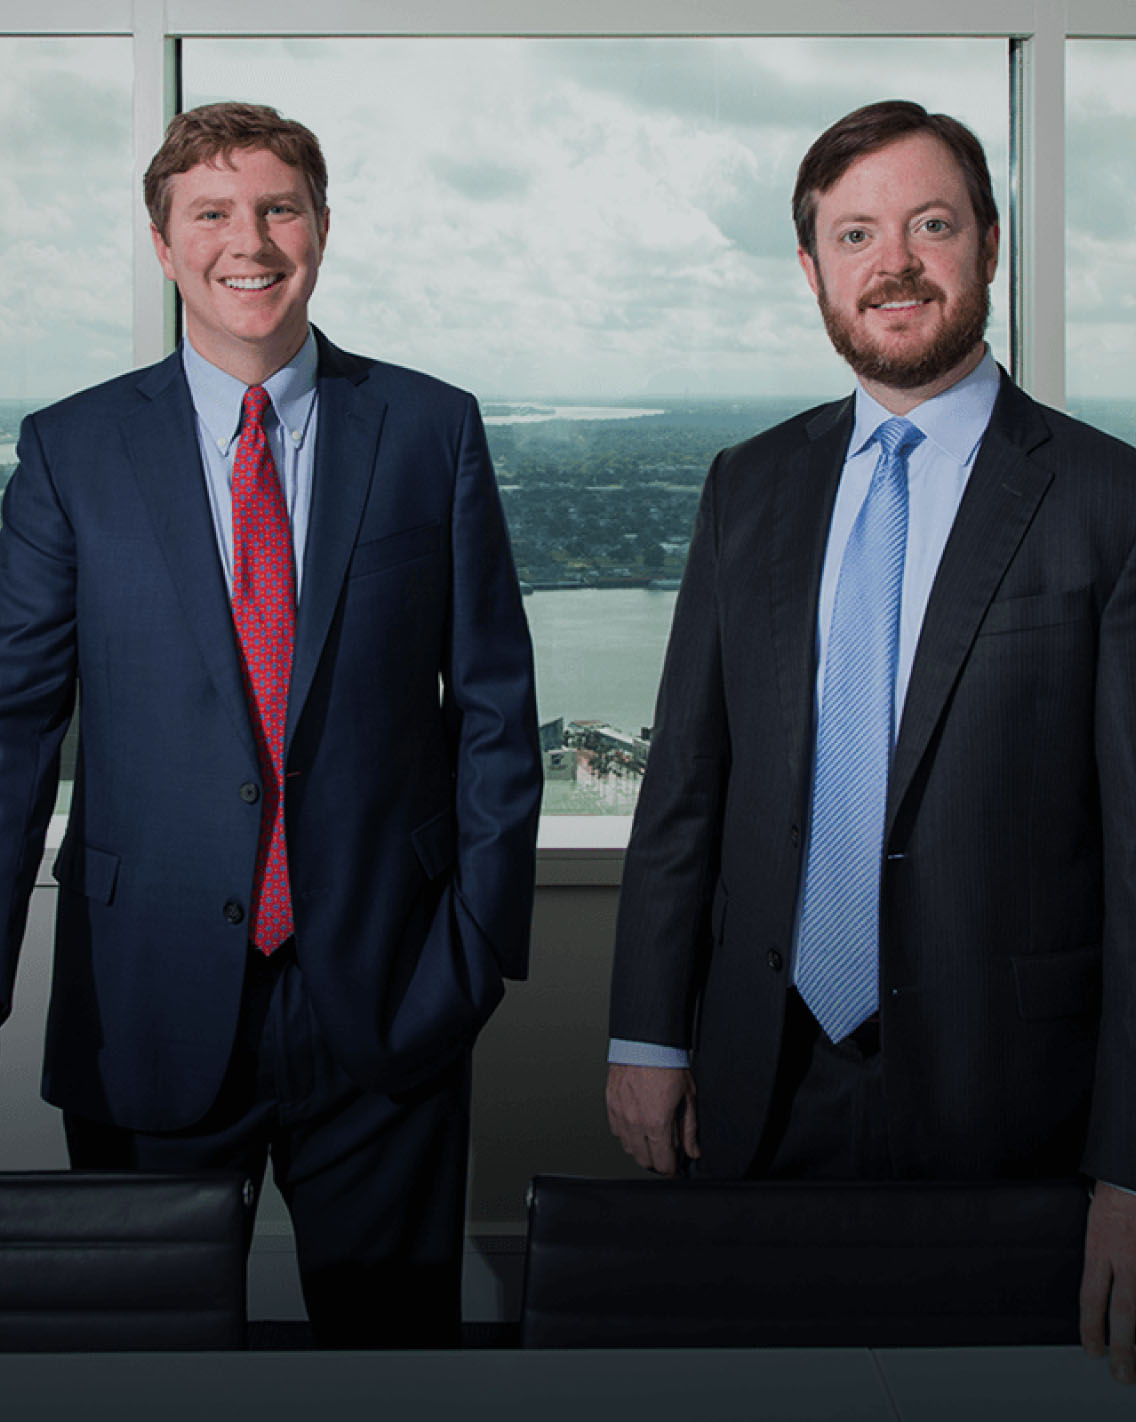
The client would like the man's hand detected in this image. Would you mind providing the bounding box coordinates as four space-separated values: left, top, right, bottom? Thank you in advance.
1080 1181 1136 1384
606 1063 699 1176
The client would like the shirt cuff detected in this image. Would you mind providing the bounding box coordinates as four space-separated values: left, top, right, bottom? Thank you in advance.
608 1038 691 1069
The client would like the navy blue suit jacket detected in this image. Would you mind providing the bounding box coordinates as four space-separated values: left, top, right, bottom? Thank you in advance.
0 331 541 1132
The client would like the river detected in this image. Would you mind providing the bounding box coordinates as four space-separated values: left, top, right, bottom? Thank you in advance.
524 585 678 740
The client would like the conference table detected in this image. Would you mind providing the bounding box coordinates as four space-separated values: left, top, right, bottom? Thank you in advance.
4 1345 1131 1421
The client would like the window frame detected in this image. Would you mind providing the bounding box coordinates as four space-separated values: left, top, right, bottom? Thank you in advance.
6 0 1134 879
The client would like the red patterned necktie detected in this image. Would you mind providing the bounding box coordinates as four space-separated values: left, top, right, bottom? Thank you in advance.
231 385 295 954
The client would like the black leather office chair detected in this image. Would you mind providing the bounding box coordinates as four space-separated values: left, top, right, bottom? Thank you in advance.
520 1174 1089 1348
0 1171 252 1350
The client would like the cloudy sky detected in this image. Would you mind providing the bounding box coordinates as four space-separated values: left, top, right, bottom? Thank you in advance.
1 34 1131 403
185 36 1011 400
0 37 133 402
1066 41 1136 402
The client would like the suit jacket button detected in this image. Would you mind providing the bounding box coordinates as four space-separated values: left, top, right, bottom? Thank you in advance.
240 782 260 804
790 824 801 848
223 900 245 925
767 949 783 971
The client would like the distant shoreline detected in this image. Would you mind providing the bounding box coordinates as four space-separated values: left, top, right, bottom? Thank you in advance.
483 403 665 425
523 577 681 592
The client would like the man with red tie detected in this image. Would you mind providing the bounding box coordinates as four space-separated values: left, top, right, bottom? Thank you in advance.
0 102 541 1347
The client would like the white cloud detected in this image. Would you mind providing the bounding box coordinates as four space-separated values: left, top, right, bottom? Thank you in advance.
0 32 1095 402
180 35 1018 398
1065 41 1136 397
0 37 133 401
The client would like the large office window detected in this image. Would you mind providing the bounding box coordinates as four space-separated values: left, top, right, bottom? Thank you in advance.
7 2 1130 839
0 35 134 804
0 35 133 451
1066 40 1136 446
183 36 1009 815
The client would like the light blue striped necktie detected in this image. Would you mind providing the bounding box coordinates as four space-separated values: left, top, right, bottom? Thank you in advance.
795 416 924 1043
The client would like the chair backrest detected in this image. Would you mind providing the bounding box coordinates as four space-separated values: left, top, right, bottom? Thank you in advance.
0 1171 251 1351
520 1174 1088 1348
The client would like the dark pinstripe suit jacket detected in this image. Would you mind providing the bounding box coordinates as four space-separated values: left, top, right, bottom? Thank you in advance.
610 369 1136 1185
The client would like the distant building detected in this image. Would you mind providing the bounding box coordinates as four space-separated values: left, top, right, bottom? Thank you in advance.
543 747 577 782
540 717 578 781
565 720 649 774
539 718 565 753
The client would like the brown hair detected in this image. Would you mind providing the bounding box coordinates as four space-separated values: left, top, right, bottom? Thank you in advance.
792 100 998 259
144 102 328 239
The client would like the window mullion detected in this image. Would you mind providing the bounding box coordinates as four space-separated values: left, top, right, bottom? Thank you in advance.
1012 17 1067 408
131 11 177 366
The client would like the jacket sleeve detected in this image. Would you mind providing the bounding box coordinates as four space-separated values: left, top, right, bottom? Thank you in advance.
1084 533 1136 1189
0 412 78 1023
609 455 729 1048
444 397 542 981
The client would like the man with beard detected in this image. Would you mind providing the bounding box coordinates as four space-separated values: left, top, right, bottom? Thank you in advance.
606 100 1136 1383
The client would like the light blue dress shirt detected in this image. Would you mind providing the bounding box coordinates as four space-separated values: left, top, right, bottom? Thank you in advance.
610 349 1001 1069
181 330 319 600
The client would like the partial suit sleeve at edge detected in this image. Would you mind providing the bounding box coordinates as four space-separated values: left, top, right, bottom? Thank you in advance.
1084 530 1136 1191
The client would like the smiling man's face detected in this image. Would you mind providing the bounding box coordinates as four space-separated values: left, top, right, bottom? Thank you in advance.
798 131 998 413
151 146 329 386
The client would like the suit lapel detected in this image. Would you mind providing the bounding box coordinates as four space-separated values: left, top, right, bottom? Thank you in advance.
123 354 257 759
769 398 854 791
886 378 1054 833
286 338 387 746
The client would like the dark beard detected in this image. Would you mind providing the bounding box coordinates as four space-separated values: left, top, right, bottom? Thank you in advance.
818 267 991 391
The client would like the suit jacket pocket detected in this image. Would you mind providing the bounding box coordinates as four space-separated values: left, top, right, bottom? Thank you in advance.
51 841 121 905
977 586 1091 637
1011 945 1102 1020
411 806 456 881
348 522 439 580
